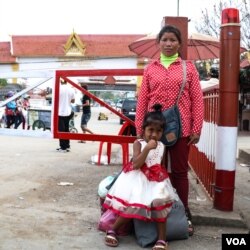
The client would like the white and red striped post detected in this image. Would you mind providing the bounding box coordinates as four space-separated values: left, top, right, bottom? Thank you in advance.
214 8 241 211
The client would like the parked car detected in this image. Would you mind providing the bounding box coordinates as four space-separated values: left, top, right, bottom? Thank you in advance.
120 98 137 125
116 99 124 111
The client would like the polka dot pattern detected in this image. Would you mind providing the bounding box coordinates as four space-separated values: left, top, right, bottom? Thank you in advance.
135 58 204 137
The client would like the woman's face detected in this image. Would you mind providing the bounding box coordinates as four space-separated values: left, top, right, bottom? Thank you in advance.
159 32 180 57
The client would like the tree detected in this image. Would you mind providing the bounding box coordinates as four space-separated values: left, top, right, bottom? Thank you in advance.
240 67 250 87
0 78 8 87
195 0 250 50
100 91 115 100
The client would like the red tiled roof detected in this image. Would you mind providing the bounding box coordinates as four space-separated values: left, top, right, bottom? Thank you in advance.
0 42 17 63
10 34 145 58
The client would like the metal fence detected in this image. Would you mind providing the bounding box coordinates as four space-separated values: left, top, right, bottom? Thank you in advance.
188 87 219 199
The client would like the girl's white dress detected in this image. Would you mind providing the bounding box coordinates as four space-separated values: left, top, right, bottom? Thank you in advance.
103 139 177 222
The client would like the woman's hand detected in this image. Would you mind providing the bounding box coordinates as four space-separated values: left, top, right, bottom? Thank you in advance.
188 133 200 145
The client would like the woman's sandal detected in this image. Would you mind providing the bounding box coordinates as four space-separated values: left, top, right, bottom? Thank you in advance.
187 219 194 236
105 230 119 247
186 208 194 236
152 240 168 250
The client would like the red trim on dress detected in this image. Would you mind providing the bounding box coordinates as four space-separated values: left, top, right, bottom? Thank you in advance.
103 204 172 223
105 194 173 211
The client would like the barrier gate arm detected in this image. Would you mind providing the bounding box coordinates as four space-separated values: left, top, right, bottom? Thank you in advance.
53 69 144 143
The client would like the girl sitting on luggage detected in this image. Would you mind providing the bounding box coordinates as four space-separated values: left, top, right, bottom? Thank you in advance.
103 104 177 250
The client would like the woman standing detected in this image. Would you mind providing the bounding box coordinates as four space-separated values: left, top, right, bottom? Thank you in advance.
135 25 204 236
22 94 31 129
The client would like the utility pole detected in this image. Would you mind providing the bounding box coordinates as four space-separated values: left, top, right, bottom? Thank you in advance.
177 0 180 16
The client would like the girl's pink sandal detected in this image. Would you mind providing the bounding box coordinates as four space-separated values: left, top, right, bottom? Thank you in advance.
152 240 168 250
105 230 119 247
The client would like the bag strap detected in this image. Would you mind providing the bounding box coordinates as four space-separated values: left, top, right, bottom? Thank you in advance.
176 60 187 105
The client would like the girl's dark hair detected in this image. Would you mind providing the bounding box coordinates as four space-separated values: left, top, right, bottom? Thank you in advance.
142 104 166 130
156 25 182 44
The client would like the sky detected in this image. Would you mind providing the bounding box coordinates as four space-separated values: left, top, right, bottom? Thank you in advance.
0 0 214 41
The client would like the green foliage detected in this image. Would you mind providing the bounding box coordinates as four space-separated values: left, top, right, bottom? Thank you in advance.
0 78 8 87
99 92 115 100
239 67 250 86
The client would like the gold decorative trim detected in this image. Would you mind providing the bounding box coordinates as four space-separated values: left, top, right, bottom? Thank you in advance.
64 31 86 56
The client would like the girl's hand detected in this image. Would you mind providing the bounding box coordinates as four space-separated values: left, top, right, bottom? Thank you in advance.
146 139 158 150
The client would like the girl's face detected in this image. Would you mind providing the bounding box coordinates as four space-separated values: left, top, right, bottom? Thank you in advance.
159 32 180 57
143 123 163 142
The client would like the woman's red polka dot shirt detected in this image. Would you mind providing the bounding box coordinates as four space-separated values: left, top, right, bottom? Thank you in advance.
135 58 204 137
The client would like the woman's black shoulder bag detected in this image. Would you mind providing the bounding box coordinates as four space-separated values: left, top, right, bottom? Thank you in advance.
161 60 187 146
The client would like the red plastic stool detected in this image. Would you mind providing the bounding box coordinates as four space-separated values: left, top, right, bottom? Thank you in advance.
97 121 133 166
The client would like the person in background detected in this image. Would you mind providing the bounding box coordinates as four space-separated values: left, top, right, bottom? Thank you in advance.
238 100 244 131
78 84 93 143
22 94 31 129
57 79 75 152
5 91 17 128
14 96 24 129
135 25 204 236
103 104 177 249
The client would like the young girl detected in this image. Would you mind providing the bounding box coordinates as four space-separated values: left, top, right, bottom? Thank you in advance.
103 104 177 250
